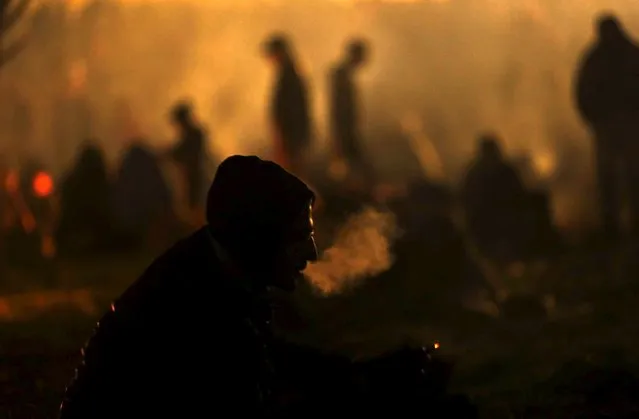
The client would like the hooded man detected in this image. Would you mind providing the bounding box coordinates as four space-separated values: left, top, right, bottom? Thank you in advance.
58 155 334 418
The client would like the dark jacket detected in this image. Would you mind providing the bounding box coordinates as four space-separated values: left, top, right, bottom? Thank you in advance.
60 227 280 418
60 224 358 418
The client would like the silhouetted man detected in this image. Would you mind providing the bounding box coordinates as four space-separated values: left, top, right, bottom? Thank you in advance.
576 14 639 238
59 156 325 418
169 101 207 213
462 134 527 263
330 39 372 188
263 34 312 175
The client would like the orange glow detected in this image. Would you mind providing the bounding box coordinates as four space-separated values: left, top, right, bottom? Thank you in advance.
32 171 54 198
0 289 98 322
68 60 88 96
433 341 440 350
61 0 448 6
328 159 349 181
41 234 56 259
4 170 19 194
532 149 556 179
21 212 36 233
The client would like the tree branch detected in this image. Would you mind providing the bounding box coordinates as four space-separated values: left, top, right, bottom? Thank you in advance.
0 0 32 68
0 35 27 67
1 0 31 36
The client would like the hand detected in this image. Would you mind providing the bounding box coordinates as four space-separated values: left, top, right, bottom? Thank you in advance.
354 343 450 395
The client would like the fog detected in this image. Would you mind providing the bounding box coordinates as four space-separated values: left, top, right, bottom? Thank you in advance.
305 207 398 295
2 0 639 230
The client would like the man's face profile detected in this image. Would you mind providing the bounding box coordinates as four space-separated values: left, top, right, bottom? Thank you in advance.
272 203 318 291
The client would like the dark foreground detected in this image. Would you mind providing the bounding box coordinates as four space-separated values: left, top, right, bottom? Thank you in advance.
3 242 639 419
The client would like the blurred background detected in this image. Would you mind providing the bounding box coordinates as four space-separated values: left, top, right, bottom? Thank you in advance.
3 0 639 417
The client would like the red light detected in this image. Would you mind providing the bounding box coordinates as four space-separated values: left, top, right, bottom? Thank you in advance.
32 171 54 198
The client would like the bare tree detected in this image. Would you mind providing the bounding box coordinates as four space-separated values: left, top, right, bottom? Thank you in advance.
0 0 31 68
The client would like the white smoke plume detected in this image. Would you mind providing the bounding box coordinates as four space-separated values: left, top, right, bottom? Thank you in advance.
305 207 399 295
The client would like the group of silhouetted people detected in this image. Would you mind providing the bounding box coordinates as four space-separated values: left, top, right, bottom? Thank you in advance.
458 12 639 259
265 13 639 245
48 101 208 256
263 34 372 189
3 10 639 417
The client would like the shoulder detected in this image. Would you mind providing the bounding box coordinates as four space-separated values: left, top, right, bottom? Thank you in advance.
79 228 222 359
108 228 216 325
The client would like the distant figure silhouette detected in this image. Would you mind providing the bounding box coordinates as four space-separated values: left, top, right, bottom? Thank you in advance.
389 180 493 312
330 39 372 189
112 142 173 247
263 34 312 175
168 101 207 214
56 142 112 253
576 14 639 238
462 134 528 264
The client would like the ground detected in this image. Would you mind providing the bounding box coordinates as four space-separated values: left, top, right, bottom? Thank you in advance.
2 240 639 418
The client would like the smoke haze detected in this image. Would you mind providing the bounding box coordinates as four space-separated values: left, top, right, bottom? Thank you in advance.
3 0 639 230
305 207 399 295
